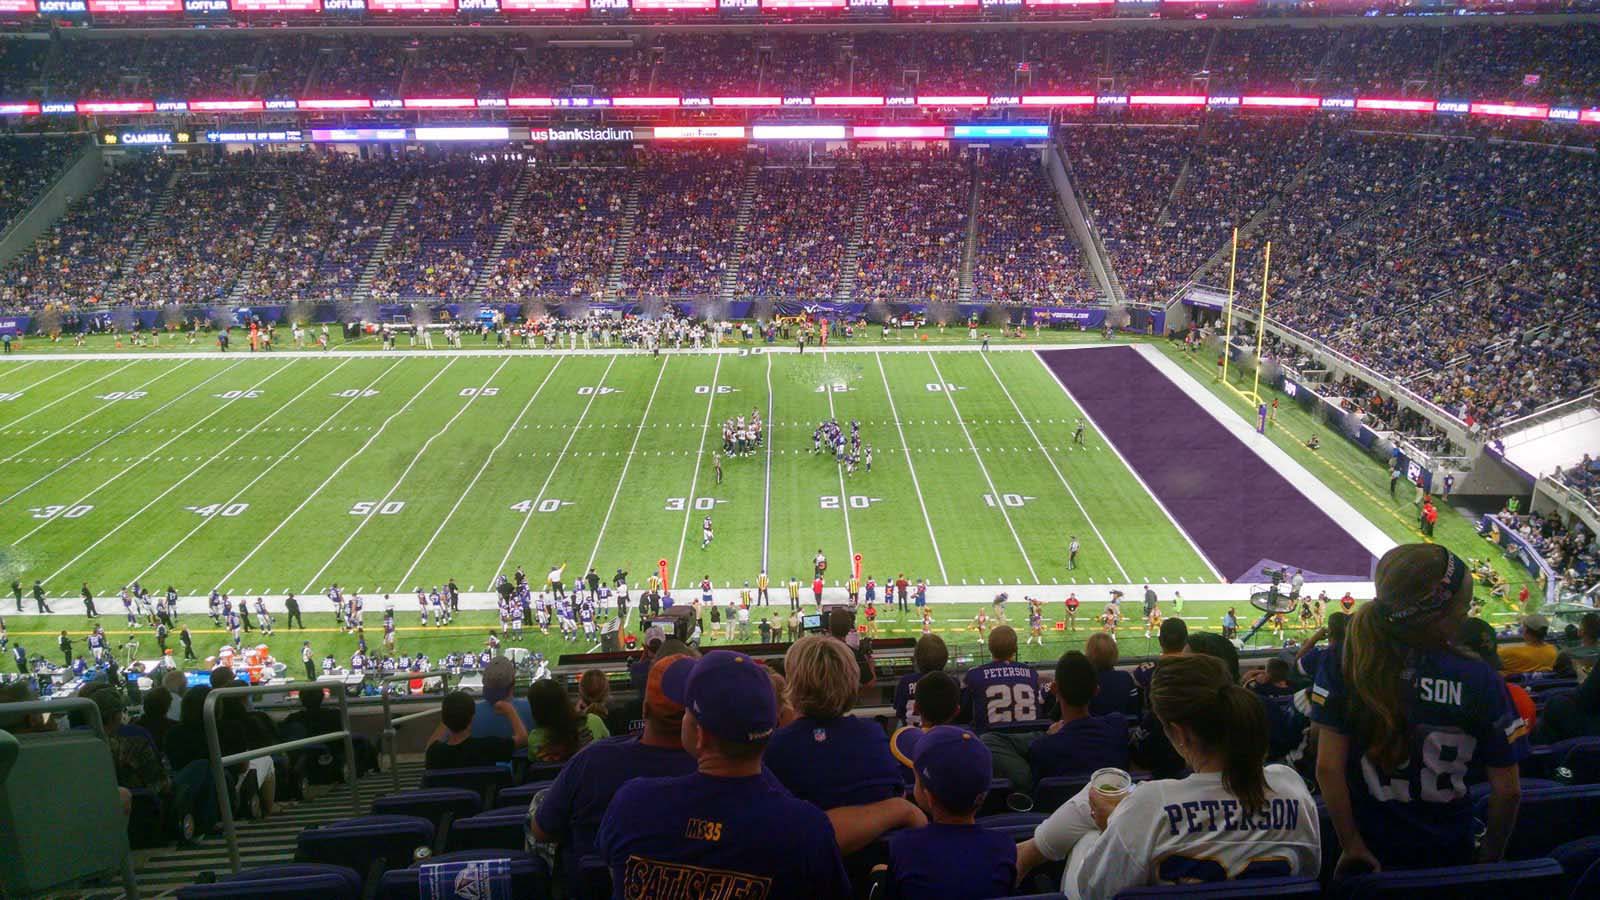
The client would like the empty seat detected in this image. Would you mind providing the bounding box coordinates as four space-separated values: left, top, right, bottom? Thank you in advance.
1549 835 1600 888
1332 859 1565 898
419 766 514 805
1033 774 1093 813
445 807 527 853
296 815 436 883
1475 785 1600 859
493 780 554 809
1114 877 1321 897
1557 738 1600 785
176 863 362 900
978 811 1046 842
371 788 482 832
377 850 549 900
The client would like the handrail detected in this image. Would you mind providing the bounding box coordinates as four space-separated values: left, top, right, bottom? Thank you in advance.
203 680 360 874
378 668 457 793
0 696 104 737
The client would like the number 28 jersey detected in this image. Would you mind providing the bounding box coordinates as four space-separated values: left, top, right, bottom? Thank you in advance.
962 661 1042 733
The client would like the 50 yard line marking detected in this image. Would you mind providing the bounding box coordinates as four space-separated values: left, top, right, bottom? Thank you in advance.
132 359 404 585
215 358 459 592
305 357 511 593
670 354 721 592
39 360 349 581
926 352 1037 583
979 352 1130 582
396 357 565 590
490 356 617 586
821 350 855 565
876 353 947 583
583 357 670 575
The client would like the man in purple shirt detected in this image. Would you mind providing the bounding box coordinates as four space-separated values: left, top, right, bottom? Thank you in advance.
1028 651 1130 786
961 626 1042 734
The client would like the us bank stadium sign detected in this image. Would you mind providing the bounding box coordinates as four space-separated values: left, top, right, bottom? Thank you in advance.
527 126 635 142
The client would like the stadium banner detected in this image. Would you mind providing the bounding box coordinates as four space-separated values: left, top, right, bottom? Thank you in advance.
0 316 30 336
86 0 181 10
36 0 85 10
229 0 320 10
527 125 636 142
1029 307 1107 328
1182 286 1230 310
204 127 307 142
99 127 193 146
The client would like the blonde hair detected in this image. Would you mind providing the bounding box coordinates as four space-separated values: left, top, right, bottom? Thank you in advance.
1084 632 1120 670
579 669 610 719
784 635 860 719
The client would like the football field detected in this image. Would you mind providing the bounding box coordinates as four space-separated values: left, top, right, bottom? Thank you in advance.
0 346 1237 600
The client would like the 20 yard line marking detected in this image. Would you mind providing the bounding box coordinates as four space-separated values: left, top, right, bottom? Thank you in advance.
670 354 722 592
40 360 348 581
305 357 510 593
396 357 566 590
583 357 670 575
876 353 947 583
979 352 1129 582
132 360 404 585
215 358 458 592
490 356 617 586
0 361 167 462
926 352 1037 583
821 350 855 564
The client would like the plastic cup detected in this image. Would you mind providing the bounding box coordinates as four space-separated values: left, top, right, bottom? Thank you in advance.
1089 767 1132 799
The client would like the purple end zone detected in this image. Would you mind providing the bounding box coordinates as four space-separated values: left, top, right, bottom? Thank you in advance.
1038 346 1375 583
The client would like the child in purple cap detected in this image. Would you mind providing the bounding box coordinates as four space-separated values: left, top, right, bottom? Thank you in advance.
884 725 1018 899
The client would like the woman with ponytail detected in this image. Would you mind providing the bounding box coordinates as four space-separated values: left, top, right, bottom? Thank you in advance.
1017 654 1319 896
1312 543 1527 877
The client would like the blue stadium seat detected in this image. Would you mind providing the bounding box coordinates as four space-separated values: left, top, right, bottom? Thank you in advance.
978 812 1046 842
1557 738 1600 785
295 815 436 884
522 761 567 784
1114 877 1321 897
1332 859 1565 898
493 779 554 809
370 788 482 833
1470 777 1559 801
1474 785 1600 859
981 777 1016 816
1033 774 1092 813
578 854 611 899
419 766 513 806
176 863 362 899
444 807 527 853
376 850 549 899
1548 835 1600 891
1571 857 1600 900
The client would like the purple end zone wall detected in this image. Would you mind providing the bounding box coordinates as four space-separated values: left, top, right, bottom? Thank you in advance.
1038 346 1375 583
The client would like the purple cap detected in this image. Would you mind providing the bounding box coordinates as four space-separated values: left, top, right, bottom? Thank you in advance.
890 725 993 813
661 650 778 745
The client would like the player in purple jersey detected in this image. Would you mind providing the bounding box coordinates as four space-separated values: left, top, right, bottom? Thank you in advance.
961 626 1042 734
1313 544 1528 874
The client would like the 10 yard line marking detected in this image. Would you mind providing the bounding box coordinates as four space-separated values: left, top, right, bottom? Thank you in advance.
927 352 1038 582
979 352 1129 582
876 353 948 583
2 360 84 394
0 360 126 432
821 350 855 564
490 356 618 587
40 360 348 581
396 357 565 590
583 357 670 575
216 358 458 592
305 357 511 593
761 352 774 574
133 359 404 585
13 360 291 544
0 360 39 382
670 354 722 592
0 361 165 461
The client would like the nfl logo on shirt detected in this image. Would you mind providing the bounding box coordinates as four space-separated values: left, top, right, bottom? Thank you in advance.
814 728 828 743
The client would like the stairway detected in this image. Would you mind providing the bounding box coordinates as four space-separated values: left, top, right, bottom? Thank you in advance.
716 162 760 302
956 155 981 304
468 163 539 302
602 176 642 300
353 193 415 302
1051 135 1125 306
227 201 286 304
117 167 183 278
833 182 869 303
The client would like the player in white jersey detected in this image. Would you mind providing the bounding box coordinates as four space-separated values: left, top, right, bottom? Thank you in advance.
1017 655 1319 896
701 515 714 549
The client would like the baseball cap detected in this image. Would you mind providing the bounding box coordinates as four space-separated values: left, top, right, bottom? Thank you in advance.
661 650 777 744
889 725 992 813
644 625 666 647
645 655 693 716
1523 614 1550 635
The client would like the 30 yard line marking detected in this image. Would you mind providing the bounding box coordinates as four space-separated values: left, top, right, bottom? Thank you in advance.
583 356 669 575
761 351 774 574
132 360 404 585
490 356 617 586
0 361 231 506
0 361 163 460
979 352 1129 582
39 360 348 580
305 357 510 593
876 353 947 583
926 352 1037 582
216 358 458 592
396 358 565 590
670 354 722 591
821 350 855 563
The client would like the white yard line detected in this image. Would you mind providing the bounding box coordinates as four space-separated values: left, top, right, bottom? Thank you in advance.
0 342 1123 363
761 351 774 574
2 360 84 394
490 356 618 586
397 358 566 590
582 356 670 575
670 354 722 592
13 360 295 544
0 361 231 506
133 360 404 584
926 351 1038 583
304 358 510 593
0 360 39 382
875 353 948 584
214 358 458 592
0 361 153 454
38 360 347 580
821 350 856 566
980 352 1131 583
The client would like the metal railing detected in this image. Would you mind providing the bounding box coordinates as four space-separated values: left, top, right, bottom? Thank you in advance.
378 669 459 793
203 681 360 875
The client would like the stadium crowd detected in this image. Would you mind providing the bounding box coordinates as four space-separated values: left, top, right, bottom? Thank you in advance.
0 136 77 233
480 159 629 301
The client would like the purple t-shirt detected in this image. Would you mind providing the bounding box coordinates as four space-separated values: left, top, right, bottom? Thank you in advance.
535 735 697 888
1027 712 1131 782
962 661 1043 733
893 671 923 727
1088 668 1142 718
597 770 849 900
888 823 1017 900
764 715 904 810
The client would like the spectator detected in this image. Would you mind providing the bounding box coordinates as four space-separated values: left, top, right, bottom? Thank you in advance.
894 634 948 728
283 686 341 738
426 690 526 769
1295 610 1349 683
472 656 533 739
85 683 170 796
765 635 904 810
1248 658 1298 699
1085 632 1140 718
1313 544 1527 874
1018 654 1320 894
910 670 962 729
1134 617 1189 698
883 726 1019 899
1457 617 1538 734
1555 611 1600 677
134 685 174 751
527 678 609 764
164 685 220 772
1499 613 1559 674
1027 651 1132 787
1533 664 1600 744
578 668 612 723
962 625 1042 734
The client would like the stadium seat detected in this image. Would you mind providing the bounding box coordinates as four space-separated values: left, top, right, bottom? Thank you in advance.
1331 859 1565 899
376 850 549 899
1557 738 1600 785
578 855 611 898
1114 877 1321 897
522 761 566 784
1475 784 1600 859
1549 835 1600 892
494 779 554 809
176 863 362 900
1571 857 1600 900
444 807 527 853
1471 777 1558 801
978 812 1046 842
295 815 436 885
981 777 1017 816
370 788 482 834
1033 774 1093 813
420 765 513 806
